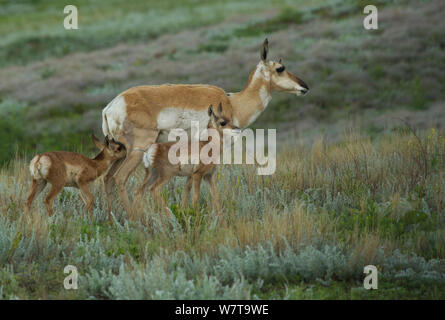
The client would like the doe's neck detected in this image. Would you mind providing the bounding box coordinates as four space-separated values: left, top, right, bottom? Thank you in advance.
229 62 272 128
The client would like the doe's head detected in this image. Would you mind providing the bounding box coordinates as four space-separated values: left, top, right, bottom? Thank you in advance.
259 38 309 96
208 103 241 136
92 134 126 160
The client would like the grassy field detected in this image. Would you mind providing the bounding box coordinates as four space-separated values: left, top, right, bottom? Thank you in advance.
1 128 445 299
1 0 445 299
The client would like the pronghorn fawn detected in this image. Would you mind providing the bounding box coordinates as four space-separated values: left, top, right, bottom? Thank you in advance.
137 103 240 215
25 135 126 220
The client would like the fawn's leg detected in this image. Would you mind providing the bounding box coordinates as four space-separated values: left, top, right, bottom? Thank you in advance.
25 179 47 214
181 177 192 207
44 182 64 217
205 173 222 214
192 174 203 209
79 183 94 221
136 168 150 196
148 175 171 215
79 191 87 218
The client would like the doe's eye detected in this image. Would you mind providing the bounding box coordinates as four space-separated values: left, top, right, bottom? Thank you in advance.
276 66 285 73
220 121 227 126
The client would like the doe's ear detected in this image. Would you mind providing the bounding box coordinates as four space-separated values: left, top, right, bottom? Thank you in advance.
91 134 104 150
261 38 269 61
208 104 213 117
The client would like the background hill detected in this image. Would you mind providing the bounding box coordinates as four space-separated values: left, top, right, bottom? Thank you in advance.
1 0 444 164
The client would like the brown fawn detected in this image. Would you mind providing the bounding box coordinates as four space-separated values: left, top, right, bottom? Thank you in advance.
25 135 126 220
137 103 240 214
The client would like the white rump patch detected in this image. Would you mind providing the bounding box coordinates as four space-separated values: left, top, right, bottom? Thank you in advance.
102 95 127 140
30 155 51 179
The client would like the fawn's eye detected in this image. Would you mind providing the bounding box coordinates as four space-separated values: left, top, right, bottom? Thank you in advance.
276 66 285 73
220 121 227 126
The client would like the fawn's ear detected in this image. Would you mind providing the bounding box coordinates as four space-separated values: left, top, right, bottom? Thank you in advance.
208 104 213 117
217 102 222 115
91 134 104 150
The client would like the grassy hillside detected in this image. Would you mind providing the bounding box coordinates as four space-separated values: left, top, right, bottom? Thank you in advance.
1 0 445 299
1 0 445 164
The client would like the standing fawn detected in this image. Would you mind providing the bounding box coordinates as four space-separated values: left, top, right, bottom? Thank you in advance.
25 135 126 220
138 103 240 215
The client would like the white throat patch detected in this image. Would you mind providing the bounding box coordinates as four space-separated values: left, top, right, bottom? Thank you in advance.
259 85 272 109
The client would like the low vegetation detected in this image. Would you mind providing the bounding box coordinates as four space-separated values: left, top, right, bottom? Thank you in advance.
1 128 444 299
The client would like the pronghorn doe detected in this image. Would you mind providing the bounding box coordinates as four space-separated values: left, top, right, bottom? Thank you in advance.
25 135 126 220
102 38 308 217
138 103 240 214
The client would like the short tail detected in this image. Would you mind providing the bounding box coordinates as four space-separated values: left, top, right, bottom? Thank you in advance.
143 144 158 168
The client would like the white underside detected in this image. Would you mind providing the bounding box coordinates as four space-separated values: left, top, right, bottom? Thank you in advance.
157 108 210 141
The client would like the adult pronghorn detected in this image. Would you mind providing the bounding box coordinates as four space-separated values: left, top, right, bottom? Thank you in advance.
102 38 309 217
